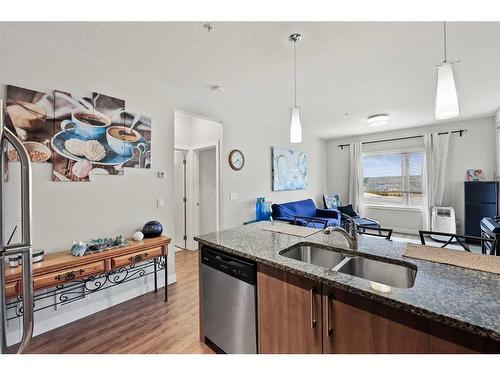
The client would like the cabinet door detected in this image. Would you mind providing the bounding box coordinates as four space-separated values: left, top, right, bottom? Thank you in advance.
465 202 497 237
258 263 322 354
323 287 430 354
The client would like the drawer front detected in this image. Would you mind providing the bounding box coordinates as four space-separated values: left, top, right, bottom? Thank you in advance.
5 282 18 298
111 247 162 268
34 261 105 290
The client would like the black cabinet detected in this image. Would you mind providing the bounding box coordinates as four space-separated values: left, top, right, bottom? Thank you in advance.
464 181 499 239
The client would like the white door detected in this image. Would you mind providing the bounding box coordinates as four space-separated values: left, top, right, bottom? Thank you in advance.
198 147 217 235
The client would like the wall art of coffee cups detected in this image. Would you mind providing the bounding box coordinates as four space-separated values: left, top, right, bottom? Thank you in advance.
3 85 152 182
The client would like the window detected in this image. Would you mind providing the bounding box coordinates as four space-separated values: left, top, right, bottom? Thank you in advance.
362 150 424 207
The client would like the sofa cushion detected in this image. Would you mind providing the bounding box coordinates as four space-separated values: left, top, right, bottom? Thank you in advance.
271 199 317 220
316 208 340 219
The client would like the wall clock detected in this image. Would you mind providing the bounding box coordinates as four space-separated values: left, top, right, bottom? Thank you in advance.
229 149 245 171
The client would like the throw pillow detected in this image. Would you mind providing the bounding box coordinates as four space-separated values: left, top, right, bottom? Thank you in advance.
337 204 358 218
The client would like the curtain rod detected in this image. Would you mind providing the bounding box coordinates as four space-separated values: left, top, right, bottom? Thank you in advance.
337 129 467 150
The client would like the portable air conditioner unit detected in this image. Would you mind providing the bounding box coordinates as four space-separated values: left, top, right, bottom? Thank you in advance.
431 206 457 242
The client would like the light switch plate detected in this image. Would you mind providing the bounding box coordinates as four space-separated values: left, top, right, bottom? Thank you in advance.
157 171 166 179
157 198 165 208
230 193 238 201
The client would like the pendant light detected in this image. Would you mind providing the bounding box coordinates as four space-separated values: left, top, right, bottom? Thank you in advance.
435 22 460 120
289 33 302 143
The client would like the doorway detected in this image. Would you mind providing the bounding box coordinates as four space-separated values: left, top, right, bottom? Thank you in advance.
174 111 222 251
194 145 219 237
174 149 188 250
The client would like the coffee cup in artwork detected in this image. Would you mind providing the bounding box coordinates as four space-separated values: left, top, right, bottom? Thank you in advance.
60 110 111 140
106 125 143 157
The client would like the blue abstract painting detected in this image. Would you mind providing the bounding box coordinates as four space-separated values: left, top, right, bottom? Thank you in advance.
272 147 308 191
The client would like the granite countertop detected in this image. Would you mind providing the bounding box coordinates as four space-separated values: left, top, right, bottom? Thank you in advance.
195 221 500 342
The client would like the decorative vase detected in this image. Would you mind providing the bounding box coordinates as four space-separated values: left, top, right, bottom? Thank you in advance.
142 221 163 238
132 231 144 241
71 241 87 257
256 197 266 221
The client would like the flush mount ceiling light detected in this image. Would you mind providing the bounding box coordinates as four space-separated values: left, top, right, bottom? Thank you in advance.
367 114 389 127
289 33 302 144
435 22 460 120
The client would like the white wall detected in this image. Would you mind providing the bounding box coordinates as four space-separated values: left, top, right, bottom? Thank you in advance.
495 109 500 176
174 111 223 149
1 28 178 344
327 116 497 233
1 25 328 341
198 148 217 235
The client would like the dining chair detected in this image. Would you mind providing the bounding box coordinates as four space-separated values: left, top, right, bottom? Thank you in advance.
358 225 393 240
418 230 497 254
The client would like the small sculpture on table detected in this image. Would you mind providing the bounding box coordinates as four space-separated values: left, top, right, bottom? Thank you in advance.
70 235 127 257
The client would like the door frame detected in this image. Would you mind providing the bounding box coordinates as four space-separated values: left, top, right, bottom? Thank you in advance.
174 148 189 251
193 141 221 240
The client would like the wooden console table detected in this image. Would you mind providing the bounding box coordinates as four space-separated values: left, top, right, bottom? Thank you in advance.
3 236 170 320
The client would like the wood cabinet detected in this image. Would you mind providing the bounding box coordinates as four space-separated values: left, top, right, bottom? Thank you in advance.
258 263 322 354
257 264 499 354
323 287 429 353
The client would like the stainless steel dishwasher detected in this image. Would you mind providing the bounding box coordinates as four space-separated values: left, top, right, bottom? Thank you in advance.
201 246 257 354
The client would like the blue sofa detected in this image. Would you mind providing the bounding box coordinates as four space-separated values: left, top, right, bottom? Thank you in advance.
271 199 340 229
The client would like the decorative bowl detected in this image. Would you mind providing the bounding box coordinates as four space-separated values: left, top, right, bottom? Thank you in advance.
87 238 115 252
142 221 163 238
23 141 51 163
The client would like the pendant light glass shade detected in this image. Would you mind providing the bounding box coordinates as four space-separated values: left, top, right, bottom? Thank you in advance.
289 33 302 144
435 62 459 120
290 106 302 143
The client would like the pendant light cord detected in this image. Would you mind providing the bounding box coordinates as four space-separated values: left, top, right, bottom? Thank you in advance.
294 39 297 107
443 21 447 62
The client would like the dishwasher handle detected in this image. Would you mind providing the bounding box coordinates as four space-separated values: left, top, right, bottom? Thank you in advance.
202 246 254 266
201 246 256 285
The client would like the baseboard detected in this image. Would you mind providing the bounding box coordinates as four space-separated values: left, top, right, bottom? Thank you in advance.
6 272 177 346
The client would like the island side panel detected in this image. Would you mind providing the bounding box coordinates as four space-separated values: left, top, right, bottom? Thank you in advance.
198 243 205 343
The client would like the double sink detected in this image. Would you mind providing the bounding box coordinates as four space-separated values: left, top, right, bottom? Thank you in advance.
280 244 417 289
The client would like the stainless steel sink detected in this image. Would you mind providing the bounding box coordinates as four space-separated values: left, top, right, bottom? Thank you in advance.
337 256 416 288
279 244 346 270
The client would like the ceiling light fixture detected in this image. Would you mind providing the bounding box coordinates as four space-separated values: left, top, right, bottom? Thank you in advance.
289 33 302 144
367 114 389 127
435 22 460 120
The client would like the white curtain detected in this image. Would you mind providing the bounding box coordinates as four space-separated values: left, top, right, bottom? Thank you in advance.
348 142 364 215
423 132 451 229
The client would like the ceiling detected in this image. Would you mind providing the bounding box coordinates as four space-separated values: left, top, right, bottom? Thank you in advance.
1 22 499 139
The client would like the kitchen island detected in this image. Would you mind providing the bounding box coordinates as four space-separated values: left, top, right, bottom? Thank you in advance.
195 221 500 354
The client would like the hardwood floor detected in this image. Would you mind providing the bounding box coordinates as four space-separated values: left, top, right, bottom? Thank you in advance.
26 250 214 354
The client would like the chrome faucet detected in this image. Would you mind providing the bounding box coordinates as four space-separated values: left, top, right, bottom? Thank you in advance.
324 216 358 250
